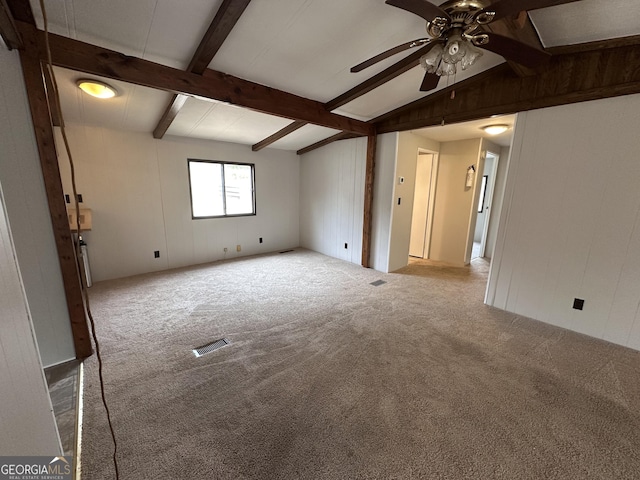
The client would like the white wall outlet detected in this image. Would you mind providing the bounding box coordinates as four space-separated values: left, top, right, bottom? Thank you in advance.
398 176 404 185
236 245 241 252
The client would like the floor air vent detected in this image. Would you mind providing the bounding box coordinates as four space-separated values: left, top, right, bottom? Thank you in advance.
279 249 295 254
370 280 386 287
193 338 230 357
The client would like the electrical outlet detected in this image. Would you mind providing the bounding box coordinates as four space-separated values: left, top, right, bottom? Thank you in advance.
259 237 263 244
154 250 160 258
224 247 228 253
344 243 348 249
236 245 241 252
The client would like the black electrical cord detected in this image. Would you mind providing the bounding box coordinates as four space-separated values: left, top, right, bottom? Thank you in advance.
38 1 120 478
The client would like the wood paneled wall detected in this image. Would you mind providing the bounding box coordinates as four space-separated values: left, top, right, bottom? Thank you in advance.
487 94 640 350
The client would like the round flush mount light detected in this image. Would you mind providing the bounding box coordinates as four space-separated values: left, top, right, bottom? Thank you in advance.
482 124 510 135
76 79 117 99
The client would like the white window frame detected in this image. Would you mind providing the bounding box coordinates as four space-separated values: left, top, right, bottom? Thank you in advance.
188 159 256 219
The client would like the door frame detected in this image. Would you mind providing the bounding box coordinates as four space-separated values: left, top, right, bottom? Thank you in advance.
479 150 500 258
410 148 439 259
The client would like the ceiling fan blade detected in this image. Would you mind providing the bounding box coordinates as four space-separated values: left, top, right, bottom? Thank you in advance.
479 32 551 68
351 38 430 73
419 72 440 92
483 0 583 22
385 0 450 22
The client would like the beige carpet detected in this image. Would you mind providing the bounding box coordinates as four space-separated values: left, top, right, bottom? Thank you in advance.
81 249 640 479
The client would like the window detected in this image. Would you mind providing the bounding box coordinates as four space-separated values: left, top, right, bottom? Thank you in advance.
188 160 255 218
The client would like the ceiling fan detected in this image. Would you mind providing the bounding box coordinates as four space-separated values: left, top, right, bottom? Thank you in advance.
352 0 582 92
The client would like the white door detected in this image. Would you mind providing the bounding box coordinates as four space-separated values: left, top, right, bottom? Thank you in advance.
409 153 435 258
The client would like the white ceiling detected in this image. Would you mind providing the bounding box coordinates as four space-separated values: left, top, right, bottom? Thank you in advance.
412 114 517 147
30 0 640 151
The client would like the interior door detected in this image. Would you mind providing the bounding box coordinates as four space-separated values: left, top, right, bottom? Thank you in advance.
409 153 434 258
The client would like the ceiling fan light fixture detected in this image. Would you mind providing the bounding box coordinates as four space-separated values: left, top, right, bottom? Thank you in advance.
482 124 510 135
76 79 117 99
420 44 444 73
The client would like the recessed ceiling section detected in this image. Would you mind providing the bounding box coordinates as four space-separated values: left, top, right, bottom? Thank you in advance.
270 124 342 151
412 114 517 147
166 97 294 146
52 66 172 133
209 0 427 102
530 0 640 48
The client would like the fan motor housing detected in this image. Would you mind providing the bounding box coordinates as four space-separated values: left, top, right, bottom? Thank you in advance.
427 0 494 38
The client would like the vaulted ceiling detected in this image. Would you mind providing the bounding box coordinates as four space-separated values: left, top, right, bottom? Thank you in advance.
4 0 640 151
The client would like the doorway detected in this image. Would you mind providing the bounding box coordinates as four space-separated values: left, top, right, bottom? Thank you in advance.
409 151 438 259
472 151 499 259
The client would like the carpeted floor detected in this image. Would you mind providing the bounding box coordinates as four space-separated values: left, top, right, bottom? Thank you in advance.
81 249 640 479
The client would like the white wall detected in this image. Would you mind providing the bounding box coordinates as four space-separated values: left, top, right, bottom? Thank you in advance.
474 156 493 243
300 137 366 264
484 145 510 259
429 138 483 266
56 127 300 281
0 47 62 455
0 46 74 366
386 132 441 272
369 133 397 272
487 95 640 350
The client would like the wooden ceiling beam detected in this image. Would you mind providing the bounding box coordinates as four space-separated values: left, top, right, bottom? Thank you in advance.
0 0 22 49
18 22 373 136
5 0 33 24
252 120 306 151
253 44 432 152
373 36 640 134
296 132 359 155
188 0 251 74
154 0 252 139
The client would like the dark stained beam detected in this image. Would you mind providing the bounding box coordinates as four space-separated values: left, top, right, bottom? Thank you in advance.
325 44 435 111
252 120 306 151
373 36 640 134
253 43 433 151
296 132 358 155
361 133 376 268
153 94 187 139
18 22 373 136
0 0 22 49
43 66 61 126
18 48 92 359
548 34 640 55
5 0 33 24
154 0 252 139
188 0 251 74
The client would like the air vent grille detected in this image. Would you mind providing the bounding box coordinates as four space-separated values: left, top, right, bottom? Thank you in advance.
193 338 230 357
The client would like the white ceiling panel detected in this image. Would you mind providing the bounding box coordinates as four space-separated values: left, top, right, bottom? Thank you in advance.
270 124 342 152
530 0 640 47
166 97 293 146
31 0 219 69
209 0 428 102
412 114 517 147
53 67 171 132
